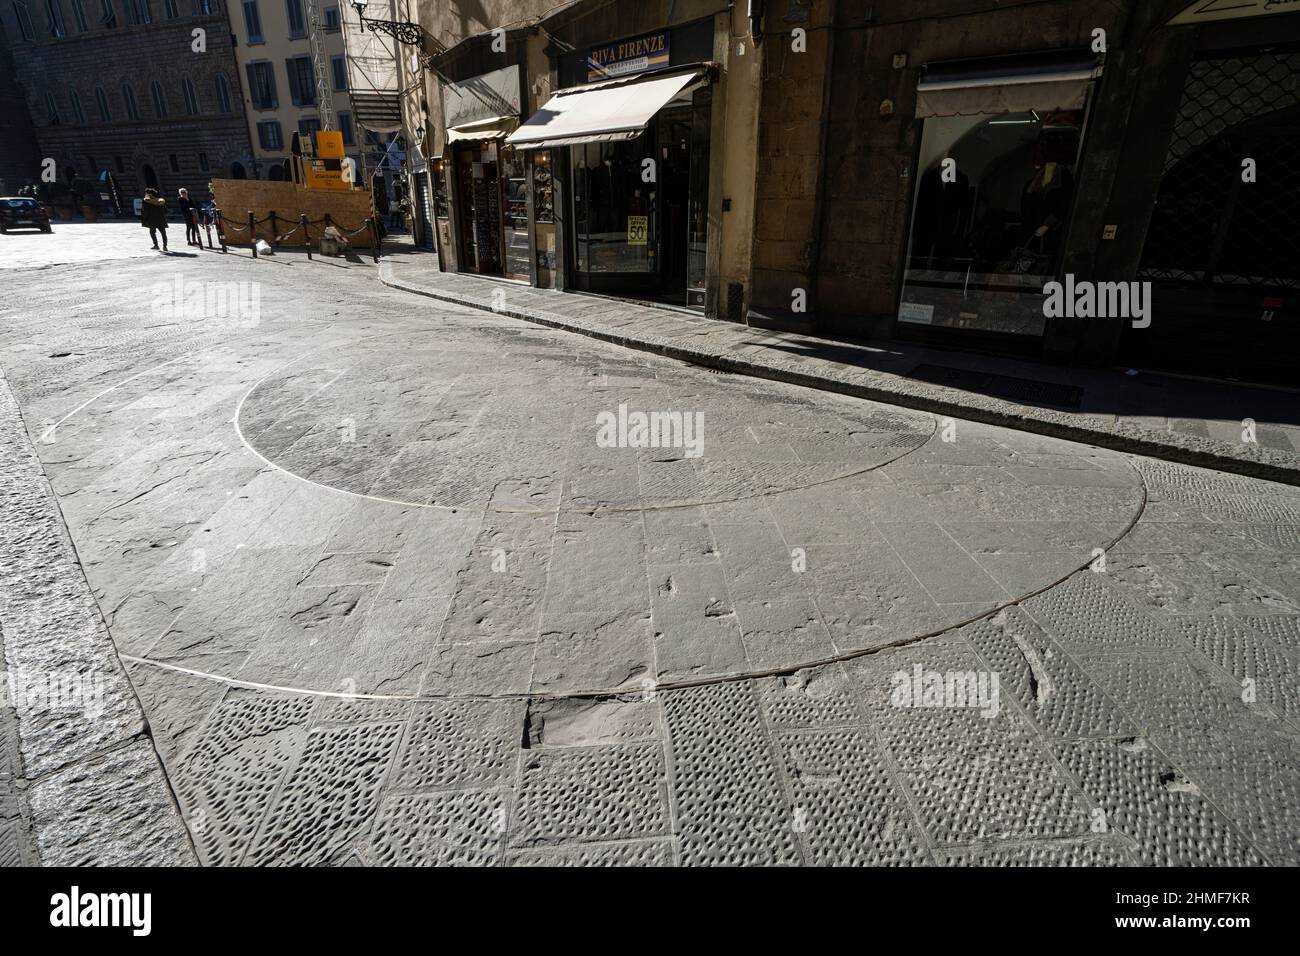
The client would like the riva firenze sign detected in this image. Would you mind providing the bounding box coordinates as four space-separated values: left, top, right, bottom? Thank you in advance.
587 32 670 82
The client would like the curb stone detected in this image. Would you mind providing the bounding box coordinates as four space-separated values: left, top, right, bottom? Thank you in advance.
0 367 197 866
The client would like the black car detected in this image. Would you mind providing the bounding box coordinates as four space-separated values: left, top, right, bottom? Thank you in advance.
0 197 53 233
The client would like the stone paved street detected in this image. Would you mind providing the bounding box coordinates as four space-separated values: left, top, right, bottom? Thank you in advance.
3 223 1300 865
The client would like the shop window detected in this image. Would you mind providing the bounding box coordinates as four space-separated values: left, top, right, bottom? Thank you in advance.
899 109 1085 338
573 137 656 274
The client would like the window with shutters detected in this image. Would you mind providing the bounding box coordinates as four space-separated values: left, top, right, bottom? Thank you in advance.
246 61 276 109
241 0 260 41
257 119 282 150
286 55 314 106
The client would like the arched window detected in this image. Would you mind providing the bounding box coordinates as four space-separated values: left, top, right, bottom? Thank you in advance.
181 76 199 115
121 82 139 120
69 88 85 123
12 1 36 40
43 90 60 124
150 80 167 118
94 84 111 121
229 161 246 179
213 73 231 113
43 0 66 36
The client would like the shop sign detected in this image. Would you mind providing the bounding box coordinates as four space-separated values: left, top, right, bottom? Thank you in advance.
627 216 649 245
588 32 670 81
1170 0 1300 25
897 302 935 325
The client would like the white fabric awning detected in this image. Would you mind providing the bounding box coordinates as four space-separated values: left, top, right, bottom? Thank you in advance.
916 51 1103 118
446 115 519 143
507 69 705 150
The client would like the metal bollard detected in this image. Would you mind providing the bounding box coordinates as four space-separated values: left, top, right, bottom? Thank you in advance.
371 217 380 263
215 207 227 253
248 210 257 258
301 214 311 261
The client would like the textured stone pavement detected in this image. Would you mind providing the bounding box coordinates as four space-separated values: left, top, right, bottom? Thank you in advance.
2 225 1299 865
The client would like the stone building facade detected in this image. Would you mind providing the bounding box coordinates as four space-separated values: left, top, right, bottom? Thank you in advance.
350 0 1298 385
3 0 253 202
0 17 39 194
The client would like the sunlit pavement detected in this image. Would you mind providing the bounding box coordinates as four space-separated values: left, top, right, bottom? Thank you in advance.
2 236 1299 865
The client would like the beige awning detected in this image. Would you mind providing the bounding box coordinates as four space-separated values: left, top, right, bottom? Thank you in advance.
507 68 706 150
916 51 1103 118
446 115 519 143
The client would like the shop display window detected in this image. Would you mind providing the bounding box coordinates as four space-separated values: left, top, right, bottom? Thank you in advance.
899 108 1085 337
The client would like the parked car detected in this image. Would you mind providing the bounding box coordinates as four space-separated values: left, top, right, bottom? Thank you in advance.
0 197 52 233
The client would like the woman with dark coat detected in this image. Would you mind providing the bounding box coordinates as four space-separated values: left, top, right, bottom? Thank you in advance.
177 188 201 247
141 188 168 251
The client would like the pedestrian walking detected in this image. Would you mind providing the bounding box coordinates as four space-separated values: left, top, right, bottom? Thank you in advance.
141 188 169 252
178 188 201 247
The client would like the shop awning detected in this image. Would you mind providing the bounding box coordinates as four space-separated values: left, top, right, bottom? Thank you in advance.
446 115 520 143
916 50 1103 118
506 68 706 150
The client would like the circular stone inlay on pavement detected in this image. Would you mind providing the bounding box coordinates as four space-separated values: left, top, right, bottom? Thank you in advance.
237 327 935 512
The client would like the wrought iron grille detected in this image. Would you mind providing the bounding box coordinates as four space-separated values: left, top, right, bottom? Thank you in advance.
1138 50 1300 290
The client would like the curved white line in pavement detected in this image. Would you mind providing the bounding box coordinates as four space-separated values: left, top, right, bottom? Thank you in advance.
38 351 197 444
117 464 1149 703
229 329 943 515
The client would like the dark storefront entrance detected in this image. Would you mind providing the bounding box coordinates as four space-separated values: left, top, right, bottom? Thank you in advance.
449 142 529 279
508 19 717 310
568 91 710 306
1127 41 1300 387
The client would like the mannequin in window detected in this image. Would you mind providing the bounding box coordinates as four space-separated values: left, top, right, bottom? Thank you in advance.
913 160 971 270
1019 128 1078 262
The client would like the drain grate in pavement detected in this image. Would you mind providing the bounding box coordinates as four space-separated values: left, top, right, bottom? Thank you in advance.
907 364 1084 409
